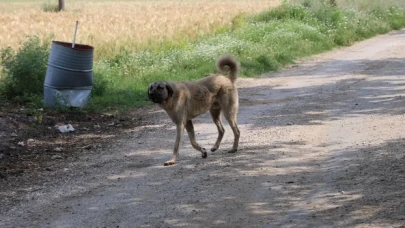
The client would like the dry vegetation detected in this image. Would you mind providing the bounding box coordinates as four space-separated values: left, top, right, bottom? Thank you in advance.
0 0 281 58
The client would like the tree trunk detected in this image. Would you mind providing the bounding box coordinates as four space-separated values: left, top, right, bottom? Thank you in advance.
58 0 65 11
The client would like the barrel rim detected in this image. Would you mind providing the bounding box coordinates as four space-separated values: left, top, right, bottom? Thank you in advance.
52 40 94 51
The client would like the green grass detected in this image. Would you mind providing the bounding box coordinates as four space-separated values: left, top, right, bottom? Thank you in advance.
1 0 405 111
0 35 51 103
41 1 60 12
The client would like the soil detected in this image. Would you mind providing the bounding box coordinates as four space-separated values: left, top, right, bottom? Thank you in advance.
1 30 405 228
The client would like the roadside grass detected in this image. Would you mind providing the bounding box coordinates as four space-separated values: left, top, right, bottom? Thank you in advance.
1 0 405 111
89 0 405 110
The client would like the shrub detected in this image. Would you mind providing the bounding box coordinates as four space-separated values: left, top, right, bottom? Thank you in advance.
41 2 60 13
0 36 50 103
91 71 110 97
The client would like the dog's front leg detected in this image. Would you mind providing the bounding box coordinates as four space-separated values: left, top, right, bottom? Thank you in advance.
185 120 207 158
164 123 184 166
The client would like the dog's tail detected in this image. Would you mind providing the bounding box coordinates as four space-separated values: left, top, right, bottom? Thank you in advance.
216 55 239 84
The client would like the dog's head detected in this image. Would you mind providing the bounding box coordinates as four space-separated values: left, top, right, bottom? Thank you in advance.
148 81 174 104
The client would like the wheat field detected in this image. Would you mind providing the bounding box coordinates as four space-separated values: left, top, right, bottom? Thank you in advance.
0 0 281 58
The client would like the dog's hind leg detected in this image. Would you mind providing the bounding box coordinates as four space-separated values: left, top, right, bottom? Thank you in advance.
209 107 225 152
223 106 240 153
185 120 207 158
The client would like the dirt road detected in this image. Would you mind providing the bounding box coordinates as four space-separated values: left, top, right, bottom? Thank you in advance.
2 30 405 228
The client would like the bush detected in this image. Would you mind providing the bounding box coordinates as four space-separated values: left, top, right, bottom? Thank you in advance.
41 2 60 12
91 71 109 97
0 36 50 103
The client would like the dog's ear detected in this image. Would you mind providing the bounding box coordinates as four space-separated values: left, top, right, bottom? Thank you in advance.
166 84 174 97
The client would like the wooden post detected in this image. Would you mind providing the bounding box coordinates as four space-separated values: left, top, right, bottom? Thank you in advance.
58 0 65 11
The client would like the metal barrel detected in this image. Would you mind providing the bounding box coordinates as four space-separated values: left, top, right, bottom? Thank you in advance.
43 41 94 107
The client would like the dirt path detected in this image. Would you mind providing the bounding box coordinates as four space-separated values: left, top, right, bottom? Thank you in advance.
2 30 405 228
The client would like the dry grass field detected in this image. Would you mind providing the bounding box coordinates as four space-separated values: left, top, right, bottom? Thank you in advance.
0 0 281 58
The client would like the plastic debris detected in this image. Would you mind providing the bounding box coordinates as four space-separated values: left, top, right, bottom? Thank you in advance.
58 124 75 133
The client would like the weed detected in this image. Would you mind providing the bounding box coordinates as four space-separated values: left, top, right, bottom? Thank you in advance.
0 35 50 103
92 71 109 97
41 1 59 12
22 107 44 126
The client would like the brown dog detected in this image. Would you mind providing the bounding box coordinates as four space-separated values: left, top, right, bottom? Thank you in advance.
148 55 240 166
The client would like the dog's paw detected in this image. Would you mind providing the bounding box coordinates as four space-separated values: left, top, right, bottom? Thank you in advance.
210 147 218 152
228 148 237 153
202 151 208 158
164 160 176 166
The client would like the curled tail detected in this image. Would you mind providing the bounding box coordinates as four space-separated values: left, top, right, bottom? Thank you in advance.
216 55 240 84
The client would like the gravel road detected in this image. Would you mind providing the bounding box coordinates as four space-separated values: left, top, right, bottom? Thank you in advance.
1 30 405 228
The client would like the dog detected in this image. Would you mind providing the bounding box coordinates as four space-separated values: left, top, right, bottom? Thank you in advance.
148 55 240 166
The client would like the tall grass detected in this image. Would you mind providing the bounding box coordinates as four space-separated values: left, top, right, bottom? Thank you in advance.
88 0 405 110
1 0 405 110
0 0 281 59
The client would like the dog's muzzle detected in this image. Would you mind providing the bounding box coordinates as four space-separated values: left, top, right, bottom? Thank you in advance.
148 91 164 104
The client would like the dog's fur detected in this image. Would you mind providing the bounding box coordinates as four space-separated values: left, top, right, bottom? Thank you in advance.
148 55 240 166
